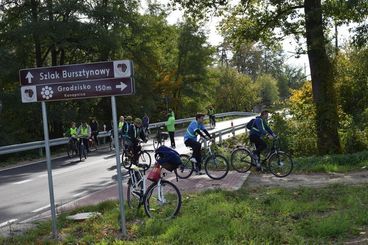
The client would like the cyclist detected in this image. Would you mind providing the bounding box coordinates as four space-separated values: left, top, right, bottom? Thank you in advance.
90 119 99 146
184 113 212 175
122 116 132 149
77 121 91 153
126 118 147 165
67 121 78 148
207 106 216 127
249 110 277 169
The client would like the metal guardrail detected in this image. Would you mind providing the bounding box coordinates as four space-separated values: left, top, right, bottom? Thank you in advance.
211 123 248 144
0 111 256 155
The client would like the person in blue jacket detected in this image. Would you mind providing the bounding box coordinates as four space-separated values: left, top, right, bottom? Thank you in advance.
249 110 276 169
184 113 212 174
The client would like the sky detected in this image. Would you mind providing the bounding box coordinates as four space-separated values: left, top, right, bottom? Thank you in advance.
141 1 356 77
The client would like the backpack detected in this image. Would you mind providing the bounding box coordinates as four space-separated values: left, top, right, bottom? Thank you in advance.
246 118 255 130
155 146 182 171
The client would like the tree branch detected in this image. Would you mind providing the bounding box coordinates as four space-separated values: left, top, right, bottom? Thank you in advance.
261 4 304 31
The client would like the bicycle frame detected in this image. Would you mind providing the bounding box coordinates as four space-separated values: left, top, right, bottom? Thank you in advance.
129 167 147 196
261 138 280 164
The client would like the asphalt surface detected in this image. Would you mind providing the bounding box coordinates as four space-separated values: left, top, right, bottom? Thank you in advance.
0 116 253 235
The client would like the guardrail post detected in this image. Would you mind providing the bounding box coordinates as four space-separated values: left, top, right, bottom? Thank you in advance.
219 133 223 144
231 121 235 136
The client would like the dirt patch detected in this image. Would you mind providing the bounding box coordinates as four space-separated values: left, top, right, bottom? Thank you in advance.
244 170 368 189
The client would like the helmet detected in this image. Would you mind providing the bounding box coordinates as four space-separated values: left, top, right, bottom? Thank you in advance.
126 116 133 122
134 118 142 125
195 112 205 119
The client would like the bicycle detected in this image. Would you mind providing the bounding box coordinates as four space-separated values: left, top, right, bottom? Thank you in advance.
177 138 229 180
66 137 79 158
230 137 293 177
153 127 169 150
88 135 98 152
126 163 182 219
209 115 216 129
122 141 152 169
78 137 88 161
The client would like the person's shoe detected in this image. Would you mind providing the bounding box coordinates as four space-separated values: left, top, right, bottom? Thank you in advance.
196 171 204 175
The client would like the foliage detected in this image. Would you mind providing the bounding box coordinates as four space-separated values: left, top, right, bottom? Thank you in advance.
170 0 367 154
209 67 260 112
0 2 214 146
255 74 279 106
2 184 368 244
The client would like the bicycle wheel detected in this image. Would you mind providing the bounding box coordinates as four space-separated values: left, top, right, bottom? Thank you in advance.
138 151 152 168
109 137 113 151
175 154 194 179
122 150 133 169
230 148 253 173
127 178 143 209
83 144 87 159
204 154 229 180
66 141 73 158
153 139 160 150
89 139 97 152
268 151 293 177
144 180 181 219
79 144 84 161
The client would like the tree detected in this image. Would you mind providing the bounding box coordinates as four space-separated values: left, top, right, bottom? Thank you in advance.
255 74 279 106
209 67 259 112
170 0 368 154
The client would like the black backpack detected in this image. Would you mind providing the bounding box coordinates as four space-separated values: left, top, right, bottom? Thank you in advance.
246 118 255 130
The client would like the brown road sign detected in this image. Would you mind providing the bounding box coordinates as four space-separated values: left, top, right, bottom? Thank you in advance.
20 77 134 103
19 60 133 86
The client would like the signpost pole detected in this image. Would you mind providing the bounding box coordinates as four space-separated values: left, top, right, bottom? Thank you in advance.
41 101 58 238
111 96 127 236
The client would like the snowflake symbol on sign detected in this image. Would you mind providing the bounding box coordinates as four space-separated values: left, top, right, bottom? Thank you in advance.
41 86 54 100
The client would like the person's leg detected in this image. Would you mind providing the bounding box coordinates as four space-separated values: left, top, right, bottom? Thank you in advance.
249 135 263 158
185 139 202 171
84 138 89 152
132 144 139 164
169 131 175 148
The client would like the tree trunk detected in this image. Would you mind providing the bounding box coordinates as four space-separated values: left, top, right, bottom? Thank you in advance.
46 0 57 66
30 0 42 67
304 0 341 154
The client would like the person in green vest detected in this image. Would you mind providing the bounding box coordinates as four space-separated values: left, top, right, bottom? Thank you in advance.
77 121 91 152
67 121 78 147
207 106 216 128
166 112 176 148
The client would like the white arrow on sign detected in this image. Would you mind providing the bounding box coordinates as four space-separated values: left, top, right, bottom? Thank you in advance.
25 72 34 84
116 82 127 91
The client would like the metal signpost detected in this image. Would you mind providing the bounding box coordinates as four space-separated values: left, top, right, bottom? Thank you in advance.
19 60 133 238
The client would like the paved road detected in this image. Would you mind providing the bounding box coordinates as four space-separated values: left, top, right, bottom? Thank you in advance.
0 116 253 228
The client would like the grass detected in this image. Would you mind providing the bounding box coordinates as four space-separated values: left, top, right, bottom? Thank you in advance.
2 184 368 244
293 151 368 173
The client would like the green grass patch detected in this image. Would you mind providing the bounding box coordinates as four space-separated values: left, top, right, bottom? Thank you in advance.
2 184 368 244
293 151 368 173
